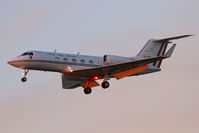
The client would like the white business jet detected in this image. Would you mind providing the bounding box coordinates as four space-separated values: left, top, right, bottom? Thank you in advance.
8 35 191 94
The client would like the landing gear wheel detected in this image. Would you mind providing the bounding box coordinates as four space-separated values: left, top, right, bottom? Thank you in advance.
101 81 110 89
21 77 27 82
21 69 29 82
84 87 92 94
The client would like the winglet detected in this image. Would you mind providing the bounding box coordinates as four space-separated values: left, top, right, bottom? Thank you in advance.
163 44 176 58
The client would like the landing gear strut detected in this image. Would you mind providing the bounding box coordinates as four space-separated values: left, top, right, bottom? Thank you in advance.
101 81 110 89
21 69 29 82
84 87 92 94
101 74 110 89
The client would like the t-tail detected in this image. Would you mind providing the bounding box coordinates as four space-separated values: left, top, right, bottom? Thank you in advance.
137 35 193 68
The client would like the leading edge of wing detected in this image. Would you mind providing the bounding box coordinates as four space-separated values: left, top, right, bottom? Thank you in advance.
64 56 166 78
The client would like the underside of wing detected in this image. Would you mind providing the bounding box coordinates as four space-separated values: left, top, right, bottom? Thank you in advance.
63 56 166 80
62 75 84 89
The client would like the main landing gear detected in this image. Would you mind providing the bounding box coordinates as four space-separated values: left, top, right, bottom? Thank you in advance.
82 75 110 95
21 69 29 82
101 74 110 89
83 81 110 95
84 87 92 94
101 81 110 89
82 80 92 95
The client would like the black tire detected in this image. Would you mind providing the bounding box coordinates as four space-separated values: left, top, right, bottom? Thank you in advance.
84 87 92 94
101 81 110 89
21 77 27 82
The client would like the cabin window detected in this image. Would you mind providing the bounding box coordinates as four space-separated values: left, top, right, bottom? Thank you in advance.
63 58 68 62
72 59 77 63
89 60 94 64
55 57 60 60
80 59 85 64
48 53 55 56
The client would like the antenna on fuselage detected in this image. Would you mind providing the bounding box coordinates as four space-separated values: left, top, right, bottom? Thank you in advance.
54 49 56 53
77 52 80 55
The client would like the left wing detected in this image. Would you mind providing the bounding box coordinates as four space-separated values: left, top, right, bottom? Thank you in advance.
63 55 168 79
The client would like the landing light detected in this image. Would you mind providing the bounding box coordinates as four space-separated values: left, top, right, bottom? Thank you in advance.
92 76 99 80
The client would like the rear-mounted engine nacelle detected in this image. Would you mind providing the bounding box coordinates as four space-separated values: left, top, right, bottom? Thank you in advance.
103 55 131 65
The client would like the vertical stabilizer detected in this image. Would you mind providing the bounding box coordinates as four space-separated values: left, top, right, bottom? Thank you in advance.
137 39 169 68
137 35 192 68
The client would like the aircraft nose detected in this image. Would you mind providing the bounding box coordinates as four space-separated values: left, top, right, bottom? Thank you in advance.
7 60 16 66
8 57 26 69
7 59 21 68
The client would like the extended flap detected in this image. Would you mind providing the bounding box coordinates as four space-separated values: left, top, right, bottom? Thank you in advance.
113 65 149 80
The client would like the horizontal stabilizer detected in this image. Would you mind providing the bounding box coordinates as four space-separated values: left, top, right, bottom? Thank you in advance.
163 44 176 58
155 35 193 42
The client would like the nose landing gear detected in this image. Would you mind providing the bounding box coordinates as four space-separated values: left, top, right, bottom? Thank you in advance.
21 77 27 82
21 69 29 82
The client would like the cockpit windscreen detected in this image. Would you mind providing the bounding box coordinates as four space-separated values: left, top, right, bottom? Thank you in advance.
20 52 34 56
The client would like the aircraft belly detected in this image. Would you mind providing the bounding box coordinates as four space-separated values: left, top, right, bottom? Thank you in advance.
26 61 97 73
27 62 64 72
